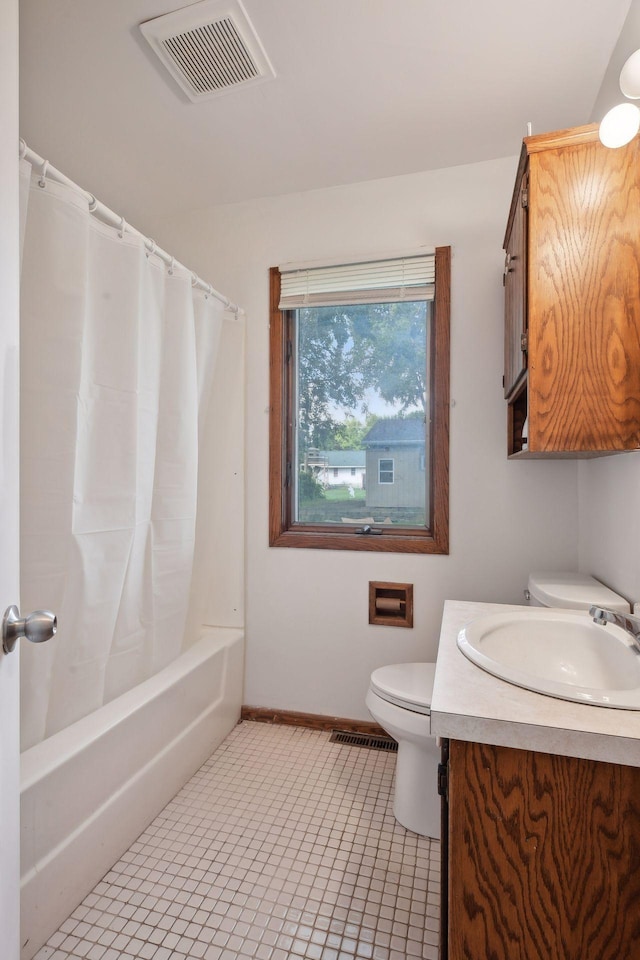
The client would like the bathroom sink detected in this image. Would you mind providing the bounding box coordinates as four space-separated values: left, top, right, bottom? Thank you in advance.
457 609 640 709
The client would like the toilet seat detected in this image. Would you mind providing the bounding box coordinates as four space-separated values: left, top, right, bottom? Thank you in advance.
370 662 435 715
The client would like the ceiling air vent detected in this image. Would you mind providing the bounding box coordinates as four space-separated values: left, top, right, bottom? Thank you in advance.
140 0 275 102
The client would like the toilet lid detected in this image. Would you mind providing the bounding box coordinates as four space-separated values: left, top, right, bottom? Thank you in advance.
370 662 435 715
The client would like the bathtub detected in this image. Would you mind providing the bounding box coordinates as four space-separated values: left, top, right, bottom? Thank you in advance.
20 627 244 960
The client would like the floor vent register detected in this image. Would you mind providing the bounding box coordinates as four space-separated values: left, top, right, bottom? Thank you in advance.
329 730 398 751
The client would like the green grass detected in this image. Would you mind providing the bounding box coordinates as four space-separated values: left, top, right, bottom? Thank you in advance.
322 486 366 502
298 492 425 525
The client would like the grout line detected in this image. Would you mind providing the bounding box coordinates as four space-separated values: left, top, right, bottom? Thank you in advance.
33 721 440 960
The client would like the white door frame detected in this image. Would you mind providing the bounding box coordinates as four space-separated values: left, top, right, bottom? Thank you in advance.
0 0 22 956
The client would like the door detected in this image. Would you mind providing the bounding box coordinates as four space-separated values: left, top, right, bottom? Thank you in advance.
0 1 21 957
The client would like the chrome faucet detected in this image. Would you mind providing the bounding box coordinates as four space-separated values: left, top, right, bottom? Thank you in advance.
590 605 640 653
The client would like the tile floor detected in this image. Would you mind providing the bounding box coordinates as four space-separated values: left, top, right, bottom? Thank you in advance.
34 721 440 960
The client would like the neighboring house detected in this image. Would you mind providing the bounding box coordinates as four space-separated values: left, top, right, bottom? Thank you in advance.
320 449 366 488
306 449 366 488
361 419 426 510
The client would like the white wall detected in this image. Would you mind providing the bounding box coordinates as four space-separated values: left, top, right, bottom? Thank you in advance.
591 0 640 122
186 312 246 636
578 458 640 605
147 155 580 720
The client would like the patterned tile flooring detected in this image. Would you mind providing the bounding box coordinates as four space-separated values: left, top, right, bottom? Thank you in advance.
34 722 440 960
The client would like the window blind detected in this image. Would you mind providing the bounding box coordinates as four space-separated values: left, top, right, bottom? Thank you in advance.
278 254 435 309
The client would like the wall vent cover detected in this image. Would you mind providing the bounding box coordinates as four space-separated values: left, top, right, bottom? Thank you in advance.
140 0 275 102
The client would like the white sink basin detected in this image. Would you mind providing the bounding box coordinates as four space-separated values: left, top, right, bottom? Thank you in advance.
457 609 640 709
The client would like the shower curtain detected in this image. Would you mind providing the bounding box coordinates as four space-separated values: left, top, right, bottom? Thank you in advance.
19 159 225 750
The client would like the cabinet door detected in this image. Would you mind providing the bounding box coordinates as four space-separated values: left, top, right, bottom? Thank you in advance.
503 173 527 399
528 137 640 452
448 740 640 960
439 739 449 960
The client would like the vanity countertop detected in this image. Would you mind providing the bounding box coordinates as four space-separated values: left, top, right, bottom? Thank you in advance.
430 599 640 766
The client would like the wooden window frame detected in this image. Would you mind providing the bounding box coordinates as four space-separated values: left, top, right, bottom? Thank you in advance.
268 245 450 554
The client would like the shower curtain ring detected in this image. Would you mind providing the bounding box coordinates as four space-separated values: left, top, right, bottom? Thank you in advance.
38 160 49 188
19 139 27 160
146 239 157 258
118 216 126 239
168 257 175 276
88 194 97 212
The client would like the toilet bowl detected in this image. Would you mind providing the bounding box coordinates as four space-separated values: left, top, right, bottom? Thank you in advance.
366 662 440 838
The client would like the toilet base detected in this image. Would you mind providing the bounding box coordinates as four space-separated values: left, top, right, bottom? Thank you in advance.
365 686 441 840
393 738 441 838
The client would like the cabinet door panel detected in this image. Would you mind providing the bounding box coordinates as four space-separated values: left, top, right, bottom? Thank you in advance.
503 175 527 399
448 740 640 960
528 137 640 452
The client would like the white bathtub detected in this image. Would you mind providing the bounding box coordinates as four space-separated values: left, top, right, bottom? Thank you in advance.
20 627 244 960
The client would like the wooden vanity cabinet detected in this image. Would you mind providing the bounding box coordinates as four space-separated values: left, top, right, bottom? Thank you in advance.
504 123 640 457
441 738 640 960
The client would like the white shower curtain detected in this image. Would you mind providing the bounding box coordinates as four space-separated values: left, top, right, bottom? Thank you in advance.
19 160 225 749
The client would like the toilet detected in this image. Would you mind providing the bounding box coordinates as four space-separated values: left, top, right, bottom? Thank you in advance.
526 571 630 613
365 662 440 838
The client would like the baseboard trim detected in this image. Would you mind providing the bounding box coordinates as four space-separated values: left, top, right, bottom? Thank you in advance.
241 706 386 736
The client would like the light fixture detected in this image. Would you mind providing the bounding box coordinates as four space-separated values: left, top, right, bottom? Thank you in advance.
599 47 640 147
620 48 640 99
599 101 640 148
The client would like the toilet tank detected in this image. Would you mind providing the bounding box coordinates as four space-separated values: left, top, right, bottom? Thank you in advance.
527 571 630 612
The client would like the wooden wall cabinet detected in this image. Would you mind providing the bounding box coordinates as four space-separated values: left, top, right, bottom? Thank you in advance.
504 124 640 457
442 739 640 960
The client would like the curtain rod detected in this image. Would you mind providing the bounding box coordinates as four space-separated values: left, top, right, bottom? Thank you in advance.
19 139 243 317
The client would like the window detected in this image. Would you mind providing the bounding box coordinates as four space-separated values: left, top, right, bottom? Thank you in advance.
379 459 394 484
269 246 450 553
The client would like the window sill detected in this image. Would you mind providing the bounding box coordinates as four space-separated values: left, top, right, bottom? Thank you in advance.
269 525 448 554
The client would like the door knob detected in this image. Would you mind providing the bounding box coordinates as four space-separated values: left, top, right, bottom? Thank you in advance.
2 605 57 655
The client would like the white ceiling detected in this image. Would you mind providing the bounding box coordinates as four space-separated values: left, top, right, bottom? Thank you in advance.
20 0 631 227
